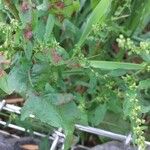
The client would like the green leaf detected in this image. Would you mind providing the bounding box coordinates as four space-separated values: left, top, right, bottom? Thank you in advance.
90 0 100 8
37 0 49 11
108 69 127 76
58 102 81 124
19 8 32 27
60 19 79 42
44 93 74 106
138 79 150 89
21 93 82 149
21 93 62 128
64 129 74 150
24 41 33 60
81 61 144 70
61 0 80 18
3 0 19 19
7 62 31 94
57 102 81 149
126 0 150 35
33 19 45 41
34 52 50 62
87 73 97 94
141 105 150 113
0 75 13 94
107 97 122 113
140 52 150 62
89 103 107 126
44 14 55 43
77 0 112 47
39 137 50 150
100 112 130 134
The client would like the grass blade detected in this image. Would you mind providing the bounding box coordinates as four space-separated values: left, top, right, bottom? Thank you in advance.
81 61 144 70
126 0 150 35
77 0 112 47
44 14 55 43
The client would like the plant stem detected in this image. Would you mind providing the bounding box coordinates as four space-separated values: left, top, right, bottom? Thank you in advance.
3 0 19 20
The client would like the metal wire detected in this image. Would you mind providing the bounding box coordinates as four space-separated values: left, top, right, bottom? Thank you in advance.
0 100 150 148
0 100 6 111
0 129 20 139
125 133 132 145
75 124 127 141
76 124 150 146
50 128 63 150
0 120 64 143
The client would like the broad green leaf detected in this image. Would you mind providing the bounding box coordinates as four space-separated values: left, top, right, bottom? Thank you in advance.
57 102 81 150
58 102 81 124
107 96 122 113
44 14 55 43
135 0 150 34
3 0 19 19
81 61 144 70
37 0 49 11
141 105 150 113
7 62 31 94
87 73 97 94
54 46 69 61
77 0 112 47
139 79 150 89
62 0 80 18
44 93 74 106
24 41 33 60
0 74 13 94
126 0 150 35
140 52 150 62
100 112 130 134
33 19 45 41
39 137 50 150
60 19 79 42
18 6 32 27
21 93 82 149
21 93 62 128
63 19 79 34
90 0 100 8
108 69 127 76
34 52 50 62
89 103 107 126
45 83 56 93
48 0 80 18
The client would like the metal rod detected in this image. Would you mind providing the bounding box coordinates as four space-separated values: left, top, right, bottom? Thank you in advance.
75 125 150 146
50 128 62 150
75 124 126 141
0 100 6 111
0 129 20 139
0 101 150 146
0 120 64 143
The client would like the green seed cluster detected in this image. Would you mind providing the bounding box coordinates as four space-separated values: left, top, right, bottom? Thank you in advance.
0 19 19 58
131 98 146 150
123 75 146 150
92 23 101 35
139 41 150 55
91 23 109 41
116 34 150 55
33 39 60 53
92 23 107 35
